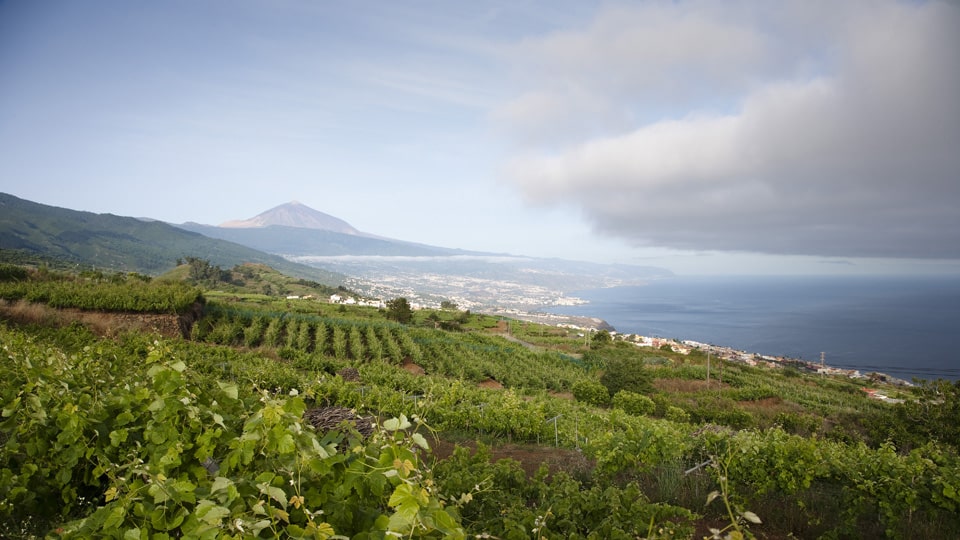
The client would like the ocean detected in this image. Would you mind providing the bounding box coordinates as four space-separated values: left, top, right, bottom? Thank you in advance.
546 275 960 381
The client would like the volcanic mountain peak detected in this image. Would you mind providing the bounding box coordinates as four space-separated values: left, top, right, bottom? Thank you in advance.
219 201 360 234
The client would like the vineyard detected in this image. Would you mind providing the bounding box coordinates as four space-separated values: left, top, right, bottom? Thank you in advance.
1 267 960 538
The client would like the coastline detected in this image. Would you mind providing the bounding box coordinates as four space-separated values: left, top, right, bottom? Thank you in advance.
481 307 615 332
480 304 916 387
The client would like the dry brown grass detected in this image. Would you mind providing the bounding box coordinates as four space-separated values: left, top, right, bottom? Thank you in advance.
0 299 182 338
402 361 426 376
654 378 729 393
0 299 64 326
478 378 503 389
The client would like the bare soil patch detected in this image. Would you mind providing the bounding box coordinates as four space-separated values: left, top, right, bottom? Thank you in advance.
490 320 509 333
0 300 188 338
402 361 425 376
478 378 503 389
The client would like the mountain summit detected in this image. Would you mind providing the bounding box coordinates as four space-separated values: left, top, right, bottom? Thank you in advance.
219 201 360 235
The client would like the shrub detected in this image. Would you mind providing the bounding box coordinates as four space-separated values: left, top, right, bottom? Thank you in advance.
572 379 610 406
0 264 28 282
665 406 691 423
613 390 656 416
600 356 653 396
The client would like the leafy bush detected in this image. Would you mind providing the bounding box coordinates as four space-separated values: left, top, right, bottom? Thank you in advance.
0 328 460 538
599 356 653 396
433 444 695 538
665 406 691 423
0 264 28 282
613 390 656 416
572 379 610 406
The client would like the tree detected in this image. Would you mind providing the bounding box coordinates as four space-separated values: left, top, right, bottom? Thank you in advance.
440 300 458 310
185 257 231 285
585 345 654 396
601 356 652 395
592 329 612 346
879 378 960 451
386 297 414 324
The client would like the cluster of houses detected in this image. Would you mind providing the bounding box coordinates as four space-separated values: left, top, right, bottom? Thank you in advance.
281 293 387 309
591 330 913 388
327 294 385 309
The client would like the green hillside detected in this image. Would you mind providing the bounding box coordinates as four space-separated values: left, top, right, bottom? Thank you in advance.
1 264 959 539
160 259 352 300
0 192 344 285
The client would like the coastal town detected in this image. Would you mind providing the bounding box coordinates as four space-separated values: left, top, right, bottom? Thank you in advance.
317 286 914 397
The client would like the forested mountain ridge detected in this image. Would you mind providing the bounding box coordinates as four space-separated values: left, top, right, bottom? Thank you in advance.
0 192 344 284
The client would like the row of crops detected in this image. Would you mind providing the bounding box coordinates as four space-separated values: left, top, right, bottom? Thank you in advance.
4 268 960 537
6 321 959 538
192 303 587 392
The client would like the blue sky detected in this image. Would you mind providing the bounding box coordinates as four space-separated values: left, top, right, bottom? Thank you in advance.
1 1 958 275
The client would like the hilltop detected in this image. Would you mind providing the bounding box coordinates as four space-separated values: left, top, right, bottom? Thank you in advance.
218 200 362 234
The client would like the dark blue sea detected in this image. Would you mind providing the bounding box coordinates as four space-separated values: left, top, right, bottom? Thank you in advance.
547 275 960 381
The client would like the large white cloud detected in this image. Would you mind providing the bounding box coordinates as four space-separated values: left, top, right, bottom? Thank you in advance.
500 0 960 258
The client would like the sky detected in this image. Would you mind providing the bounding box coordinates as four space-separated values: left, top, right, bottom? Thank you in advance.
1 0 959 275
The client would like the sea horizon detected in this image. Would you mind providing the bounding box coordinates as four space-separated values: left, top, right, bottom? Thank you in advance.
546 274 960 382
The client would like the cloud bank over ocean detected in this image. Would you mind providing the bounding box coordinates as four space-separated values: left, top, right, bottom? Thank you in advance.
501 1 960 259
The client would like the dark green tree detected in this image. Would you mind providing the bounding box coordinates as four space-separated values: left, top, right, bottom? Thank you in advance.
592 329 612 346
386 297 414 324
877 378 960 451
585 345 653 396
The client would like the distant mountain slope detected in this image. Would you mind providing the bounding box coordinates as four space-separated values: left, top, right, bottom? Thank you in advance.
180 201 492 257
181 200 673 311
219 201 360 234
177 222 479 257
0 192 345 284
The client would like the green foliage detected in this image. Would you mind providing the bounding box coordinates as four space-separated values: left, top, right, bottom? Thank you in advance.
613 390 656 416
386 297 414 324
0 193 345 282
665 406 691 424
882 379 960 451
590 346 653 396
572 379 610 406
5 273 960 538
0 264 28 282
0 272 202 314
0 326 461 538
591 329 612 346
433 444 695 538
183 257 233 286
